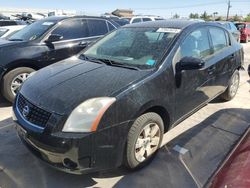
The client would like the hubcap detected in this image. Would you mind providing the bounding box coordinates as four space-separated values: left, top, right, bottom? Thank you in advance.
135 123 161 162
11 73 30 96
230 73 239 97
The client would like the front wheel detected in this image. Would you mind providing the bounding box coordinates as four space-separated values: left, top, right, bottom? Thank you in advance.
220 70 240 101
126 112 164 169
2 67 35 103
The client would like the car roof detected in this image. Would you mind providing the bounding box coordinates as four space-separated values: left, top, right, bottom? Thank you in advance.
0 25 25 29
40 16 115 22
123 19 204 29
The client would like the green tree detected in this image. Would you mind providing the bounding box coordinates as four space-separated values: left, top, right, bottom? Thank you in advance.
215 16 223 21
189 13 199 19
245 13 250 22
233 14 241 22
173 13 180 19
194 13 199 19
200 11 211 21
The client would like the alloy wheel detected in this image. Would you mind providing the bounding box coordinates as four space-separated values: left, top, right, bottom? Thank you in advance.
134 123 161 162
11 73 30 96
230 72 239 97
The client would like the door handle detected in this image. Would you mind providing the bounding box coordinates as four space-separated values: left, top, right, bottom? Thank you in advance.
208 65 216 75
79 41 92 47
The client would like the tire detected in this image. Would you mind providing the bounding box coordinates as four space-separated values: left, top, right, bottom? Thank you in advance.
220 70 240 101
126 112 164 169
2 67 35 103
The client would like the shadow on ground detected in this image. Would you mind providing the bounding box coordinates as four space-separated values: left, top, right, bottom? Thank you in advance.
0 108 249 188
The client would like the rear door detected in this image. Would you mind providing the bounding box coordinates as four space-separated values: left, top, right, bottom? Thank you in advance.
208 26 233 93
174 27 215 119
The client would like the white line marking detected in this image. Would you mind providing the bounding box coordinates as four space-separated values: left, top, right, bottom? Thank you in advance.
0 124 12 130
173 145 189 155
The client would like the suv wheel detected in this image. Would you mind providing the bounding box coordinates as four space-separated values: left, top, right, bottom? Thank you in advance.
2 67 35 103
126 112 164 169
220 70 240 101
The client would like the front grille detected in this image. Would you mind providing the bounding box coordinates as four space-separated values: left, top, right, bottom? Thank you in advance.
17 94 51 129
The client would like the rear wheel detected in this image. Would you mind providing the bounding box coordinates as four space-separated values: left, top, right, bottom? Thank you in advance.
126 112 164 169
2 67 35 103
220 70 240 101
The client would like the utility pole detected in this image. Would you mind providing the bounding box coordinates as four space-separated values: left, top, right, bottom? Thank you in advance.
226 0 232 21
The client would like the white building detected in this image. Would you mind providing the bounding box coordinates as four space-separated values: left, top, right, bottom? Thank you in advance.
0 7 76 19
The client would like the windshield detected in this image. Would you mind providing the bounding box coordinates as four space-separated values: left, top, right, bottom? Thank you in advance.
83 27 178 69
0 28 8 37
235 23 245 30
8 20 56 41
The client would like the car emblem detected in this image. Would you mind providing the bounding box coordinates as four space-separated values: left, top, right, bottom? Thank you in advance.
22 105 30 118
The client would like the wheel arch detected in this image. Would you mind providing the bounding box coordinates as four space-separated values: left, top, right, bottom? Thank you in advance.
134 103 171 133
2 59 39 78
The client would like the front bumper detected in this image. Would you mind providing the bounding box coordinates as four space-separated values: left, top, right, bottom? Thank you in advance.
14 117 131 174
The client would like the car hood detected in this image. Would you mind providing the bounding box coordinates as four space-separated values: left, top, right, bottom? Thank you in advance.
20 57 151 115
0 38 22 47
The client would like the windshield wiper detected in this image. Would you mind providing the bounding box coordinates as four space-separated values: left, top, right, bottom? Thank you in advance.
97 58 140 70
80 54 105 64
8 38 23 41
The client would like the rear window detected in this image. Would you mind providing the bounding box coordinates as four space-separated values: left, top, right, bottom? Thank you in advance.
142 18 152 22
132 18 142 23
235 23 246 30
87 19 108 36
209 27 228 51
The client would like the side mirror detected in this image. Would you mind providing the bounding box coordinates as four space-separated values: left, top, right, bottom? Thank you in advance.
177 56 205 71
45 34 63 43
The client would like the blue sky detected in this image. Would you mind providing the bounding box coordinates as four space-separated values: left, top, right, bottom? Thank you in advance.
1 0 250 17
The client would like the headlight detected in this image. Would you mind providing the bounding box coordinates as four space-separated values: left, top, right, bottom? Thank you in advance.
62 97 116 133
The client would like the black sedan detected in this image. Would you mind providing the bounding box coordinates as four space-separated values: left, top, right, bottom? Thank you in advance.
0 16 119 103
13 20 244 174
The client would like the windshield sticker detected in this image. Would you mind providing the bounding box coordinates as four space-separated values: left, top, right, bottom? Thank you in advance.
157 28 181 33
42 22 54 26
146 59 156 66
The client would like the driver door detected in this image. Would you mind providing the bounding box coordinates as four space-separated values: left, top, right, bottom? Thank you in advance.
174 27 216 120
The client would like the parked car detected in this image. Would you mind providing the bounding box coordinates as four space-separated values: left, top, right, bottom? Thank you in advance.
110 17 129 26
0 25 26 38
215 21 240 42
235 22 250 43
0 20 26 26
0 16 119 102
130 16 164 24
13 20 243 174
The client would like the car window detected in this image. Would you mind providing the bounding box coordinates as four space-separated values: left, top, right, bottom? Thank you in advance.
230 23 237 31
87 19 108 37
142 18 152 22
107 21 116 32
222 23 231 30
235 23 245 30
209 27 228 51
132 18 142 23
0 21 17 26
177 28 211 60
51 19 88 40
0 28 8 37
248 24 250 29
